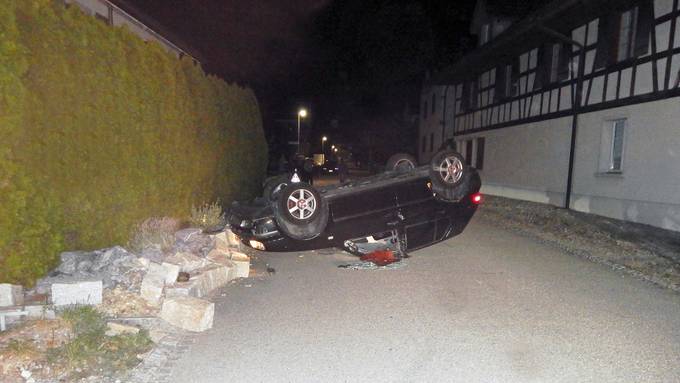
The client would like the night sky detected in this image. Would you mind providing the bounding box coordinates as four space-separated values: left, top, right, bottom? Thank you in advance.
123 0 477 157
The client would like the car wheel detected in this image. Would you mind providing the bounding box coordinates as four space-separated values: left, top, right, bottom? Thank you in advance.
263 175 289 201
386 153 417 172
274 183 329 240
429 149 468 201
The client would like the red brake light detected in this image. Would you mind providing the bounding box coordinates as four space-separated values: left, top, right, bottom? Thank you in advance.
471 193 483 205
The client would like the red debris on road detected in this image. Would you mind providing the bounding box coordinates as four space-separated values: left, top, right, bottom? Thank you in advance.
359 250 398 266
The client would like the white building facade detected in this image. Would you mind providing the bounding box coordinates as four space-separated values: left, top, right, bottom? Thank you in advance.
65 0 198 63
420 0 680 232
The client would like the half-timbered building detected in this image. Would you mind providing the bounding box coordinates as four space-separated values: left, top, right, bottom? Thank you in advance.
420 0 680 231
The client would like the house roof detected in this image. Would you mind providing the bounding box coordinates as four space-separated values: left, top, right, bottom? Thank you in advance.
109 0 204 63
431 0 639 85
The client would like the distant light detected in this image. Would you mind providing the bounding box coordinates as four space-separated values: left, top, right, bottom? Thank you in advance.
333 148 338 152
471 193 483 205
322 136 328 141
298 109 308 118
249 240 266 251
331 145 335 149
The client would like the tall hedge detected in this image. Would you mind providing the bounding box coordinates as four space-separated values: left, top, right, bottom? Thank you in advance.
0 0 267 286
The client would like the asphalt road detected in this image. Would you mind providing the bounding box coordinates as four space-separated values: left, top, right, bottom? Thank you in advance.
169 216 680 383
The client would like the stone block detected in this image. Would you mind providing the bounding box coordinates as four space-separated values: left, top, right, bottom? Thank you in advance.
206 249 236 280
140 263 166 306
0 284 23 307
164 252 208 273
160 297 214 332
190 265 231 297
229 251 251 279
105 322 140 337
165 281 200 298
161 262 181 284
23 305 56 320
51 281 103 306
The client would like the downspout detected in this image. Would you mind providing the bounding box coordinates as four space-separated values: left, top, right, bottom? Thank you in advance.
441 85 451 146
538 25 586 210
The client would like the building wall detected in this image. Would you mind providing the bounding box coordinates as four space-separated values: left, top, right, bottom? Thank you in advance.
66 0 195 61
424 0 680 231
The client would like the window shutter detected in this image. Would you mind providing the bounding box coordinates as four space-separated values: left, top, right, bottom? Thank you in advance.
594 13 620 68
634 1 653 57
495 64 506 101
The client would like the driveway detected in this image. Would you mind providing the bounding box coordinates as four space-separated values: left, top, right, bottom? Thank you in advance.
168 216 680 382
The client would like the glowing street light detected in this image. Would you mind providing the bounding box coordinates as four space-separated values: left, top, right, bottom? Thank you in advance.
321 136 328 154
297 108 308 152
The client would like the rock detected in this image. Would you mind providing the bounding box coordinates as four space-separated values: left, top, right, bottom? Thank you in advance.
165 281 199 298
160 297 214 332
161 262 180 284
138 245 165 263
229 251 251 279
46 247 143 290
105 322 140 337
51 281 103 306
164 252 208 273
140 263 166 306
189 265 231 297
212 232 231 251
206 249 237 280
174 228 214 257
175 228 202 243
23 305 56 320
0 284 23 307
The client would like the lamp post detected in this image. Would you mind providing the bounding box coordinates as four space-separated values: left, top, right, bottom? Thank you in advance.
322 136 328 154
297 108 307 153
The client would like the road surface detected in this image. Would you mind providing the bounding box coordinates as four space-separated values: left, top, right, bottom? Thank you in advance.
168 216 680 382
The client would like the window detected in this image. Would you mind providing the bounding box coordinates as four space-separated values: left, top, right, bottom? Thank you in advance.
421 135 427 154
595 2 652 67
423 101 428 120
480 23 491 45
475 137 485 170
599 119 626 173
617 8 638 62
432 93 436 115
429 133 434 152
465 140 473 165
549 43 561 83
610 120 625 171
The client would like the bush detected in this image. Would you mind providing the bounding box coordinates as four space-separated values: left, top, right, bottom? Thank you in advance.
50 306 153 378
190 201 225 229
128 217 179 253
0 0 267 286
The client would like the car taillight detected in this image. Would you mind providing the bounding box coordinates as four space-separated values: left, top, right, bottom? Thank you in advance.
471 193 483 205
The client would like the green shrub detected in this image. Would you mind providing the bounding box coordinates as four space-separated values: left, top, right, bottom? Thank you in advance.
0 0 267 286
50 306 153 378
190 201 225 229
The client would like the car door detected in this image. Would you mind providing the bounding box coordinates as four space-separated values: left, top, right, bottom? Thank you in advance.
328 184 399 239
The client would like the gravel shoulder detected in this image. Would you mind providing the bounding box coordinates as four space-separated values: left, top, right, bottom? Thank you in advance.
477 195 680 292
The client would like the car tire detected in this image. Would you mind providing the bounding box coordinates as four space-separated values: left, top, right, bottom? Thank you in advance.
263 175 290 201
274 182 329 240
386 153 417 172
429 149 468 201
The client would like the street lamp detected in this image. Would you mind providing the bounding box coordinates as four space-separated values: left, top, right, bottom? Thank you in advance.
322 136 328 154
297 108 307 152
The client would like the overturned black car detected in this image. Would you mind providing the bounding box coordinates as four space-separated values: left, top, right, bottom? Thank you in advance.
229 148 481 256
